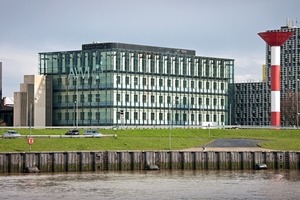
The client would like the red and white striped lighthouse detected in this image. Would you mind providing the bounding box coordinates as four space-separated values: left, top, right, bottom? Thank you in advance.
258 31 293 127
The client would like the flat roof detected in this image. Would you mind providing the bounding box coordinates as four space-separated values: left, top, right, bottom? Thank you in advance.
82 42 196 56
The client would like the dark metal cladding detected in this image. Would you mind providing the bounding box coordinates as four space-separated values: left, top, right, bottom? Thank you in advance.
82 42 196 56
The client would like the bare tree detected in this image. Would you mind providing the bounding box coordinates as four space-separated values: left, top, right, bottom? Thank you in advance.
281 90 298 126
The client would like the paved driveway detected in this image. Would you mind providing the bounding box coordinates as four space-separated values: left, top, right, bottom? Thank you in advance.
183 139 272 152
204 139 263 147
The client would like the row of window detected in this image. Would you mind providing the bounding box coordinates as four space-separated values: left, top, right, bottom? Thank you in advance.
56 111 225 123
41 52 232 78
117 76 226 90
116 94 225 106
56 75 227 91
56 93 225 106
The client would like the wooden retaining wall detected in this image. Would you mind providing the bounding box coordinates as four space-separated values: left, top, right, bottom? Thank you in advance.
0 151 299 173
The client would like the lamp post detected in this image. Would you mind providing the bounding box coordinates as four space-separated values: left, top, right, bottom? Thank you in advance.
73 100 76 127
75 76 78 128
297 79 299 128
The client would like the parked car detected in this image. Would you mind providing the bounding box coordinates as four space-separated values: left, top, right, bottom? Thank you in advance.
83 129 103 137
65 129 80 135
3 130 21 138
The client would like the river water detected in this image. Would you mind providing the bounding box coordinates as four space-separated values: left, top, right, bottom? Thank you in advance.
1 170 299 200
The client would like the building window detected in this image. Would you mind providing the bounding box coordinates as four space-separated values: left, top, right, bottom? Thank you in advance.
183 113 187 122
183 80 187 88
134 94 138 103
96 94 100 102
198 81 202 89
117 76 121 84
221 114 224 122
205 64 210 77
80 112 84 120
151 78 155 86
191 97 194 105
65 112 69 120
143 78 146 86
143 95 146 103
151 113 155 121
182 65 187 75
134 112 138 120
159 96 163 104
167 79 171 87
206 114 209 121
221 98 224 106
96 112 100 120
80 94 84 102
134 77 138 85
117 94 121 102
175 80 179 88
213 82 217 90
191 81 194 89
183 97 187 105
221 83 224 90
167 96 171 104
206 98 209 105
88 112 92 120
213 114 217 122
88 94 92 102
198 114 202 122
125 112 129 120
206 82 209 89
159 79 163 87
175 113 179 121
143 112 146 120
159 113 163 121
167 60 171 74
198 97 202 105
213 98 217 106
126 76 130 85
191 114 194 122
151 95 155 103
125 94 130 102
159 61 163 74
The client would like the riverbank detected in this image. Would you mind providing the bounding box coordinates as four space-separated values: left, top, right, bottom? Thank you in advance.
1 150 299 173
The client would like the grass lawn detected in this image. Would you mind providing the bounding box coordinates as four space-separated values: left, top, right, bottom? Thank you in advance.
0 128 299 152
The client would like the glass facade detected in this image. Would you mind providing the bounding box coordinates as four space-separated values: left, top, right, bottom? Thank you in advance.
39 43 234 126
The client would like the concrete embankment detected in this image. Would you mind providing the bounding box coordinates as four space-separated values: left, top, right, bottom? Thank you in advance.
0 150 299 173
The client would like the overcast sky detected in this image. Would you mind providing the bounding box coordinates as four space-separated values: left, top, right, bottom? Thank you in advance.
1 0 299 97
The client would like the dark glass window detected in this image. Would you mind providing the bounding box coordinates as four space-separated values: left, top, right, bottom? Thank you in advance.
134 112 138 120
134 95 138 103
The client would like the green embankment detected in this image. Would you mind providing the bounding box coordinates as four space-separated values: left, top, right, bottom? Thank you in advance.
0 128 299 152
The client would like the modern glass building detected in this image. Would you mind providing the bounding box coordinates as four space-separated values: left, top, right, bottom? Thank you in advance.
39 42 234 126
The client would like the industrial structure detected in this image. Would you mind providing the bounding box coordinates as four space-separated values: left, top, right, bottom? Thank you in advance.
234 21 300 127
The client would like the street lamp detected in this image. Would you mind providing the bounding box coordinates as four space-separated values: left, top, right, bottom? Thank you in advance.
296 79 299 128
73 100 77 127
